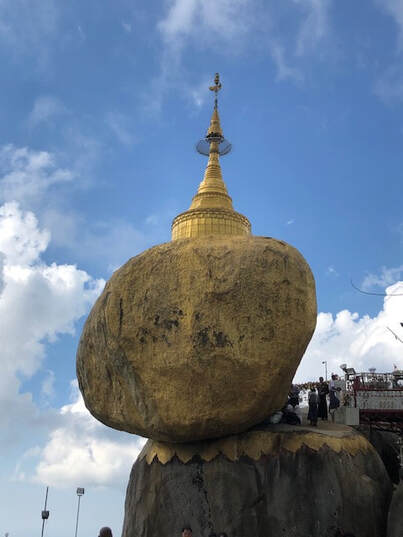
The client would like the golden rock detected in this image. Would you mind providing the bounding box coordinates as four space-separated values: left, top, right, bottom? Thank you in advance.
76 235 316 442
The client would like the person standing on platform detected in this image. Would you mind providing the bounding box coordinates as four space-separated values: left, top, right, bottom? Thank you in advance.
308 386 319 426
329 374 341 422
317 376 329 421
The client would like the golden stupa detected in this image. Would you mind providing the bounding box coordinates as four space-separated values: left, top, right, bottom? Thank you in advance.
77 74 317 443
172 74 250 240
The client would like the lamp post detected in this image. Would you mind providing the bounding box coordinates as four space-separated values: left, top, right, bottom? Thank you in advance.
74 487 85 537
322 361 328 381
41 486 50 537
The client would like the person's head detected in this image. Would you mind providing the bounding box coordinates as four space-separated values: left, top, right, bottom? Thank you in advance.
331 374 337 380
319 376 324 382
310 386 316 392
99 528 113 537
182 526 192 537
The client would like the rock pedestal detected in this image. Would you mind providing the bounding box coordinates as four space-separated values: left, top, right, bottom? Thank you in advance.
122 423 392 537
356 425 401 484
387 481 403 537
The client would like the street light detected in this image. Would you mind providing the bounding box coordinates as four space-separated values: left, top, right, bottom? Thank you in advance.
74 487 85 537
41 486 50 537
322 361 328 381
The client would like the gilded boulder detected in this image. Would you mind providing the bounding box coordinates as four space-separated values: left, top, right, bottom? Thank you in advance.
76 235 316 442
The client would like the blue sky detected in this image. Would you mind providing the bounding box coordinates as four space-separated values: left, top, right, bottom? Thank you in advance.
1 1 403 535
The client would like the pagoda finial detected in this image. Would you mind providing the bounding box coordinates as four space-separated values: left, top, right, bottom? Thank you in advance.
209 72 222 109
171 73 251 241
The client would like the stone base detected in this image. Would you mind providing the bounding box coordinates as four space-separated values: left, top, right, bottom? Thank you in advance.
387 481 403 537
122 423 392 537
334 406 360 426
355 425 401 485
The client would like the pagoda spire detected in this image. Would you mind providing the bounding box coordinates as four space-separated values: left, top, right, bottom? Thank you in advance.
171 73 251 240
189 97 232 210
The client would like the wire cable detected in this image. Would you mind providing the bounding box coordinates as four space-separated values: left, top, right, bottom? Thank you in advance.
350 278 403 296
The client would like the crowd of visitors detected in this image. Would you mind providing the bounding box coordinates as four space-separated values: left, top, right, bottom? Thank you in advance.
279 374 344 427
306 374 343 426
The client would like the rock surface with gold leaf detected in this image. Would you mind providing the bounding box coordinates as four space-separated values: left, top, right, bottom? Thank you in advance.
76 234 316 442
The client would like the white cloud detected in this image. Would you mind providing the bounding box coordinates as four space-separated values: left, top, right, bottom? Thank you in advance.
0 0 60 64
157 0 332 60
152 0 333 111
159 0 251 47
0 251 5 294
187 77 214 108
294 0 331 56
41 370 56 399
374 64 403 103
326 265 338 277
273 0 331 81
270 42 303 82
122 21 132 33
375 0 403 50
295 281 403 382
0 146 145 487
0 202 49 265
0 144 134 269
0 140 152 272
28 96 67 127
31 382 145 488
146 0 254 113
0 145 74 208
362 265 403 290
0 202 104 448
105 112 137 146
373 1 403 102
